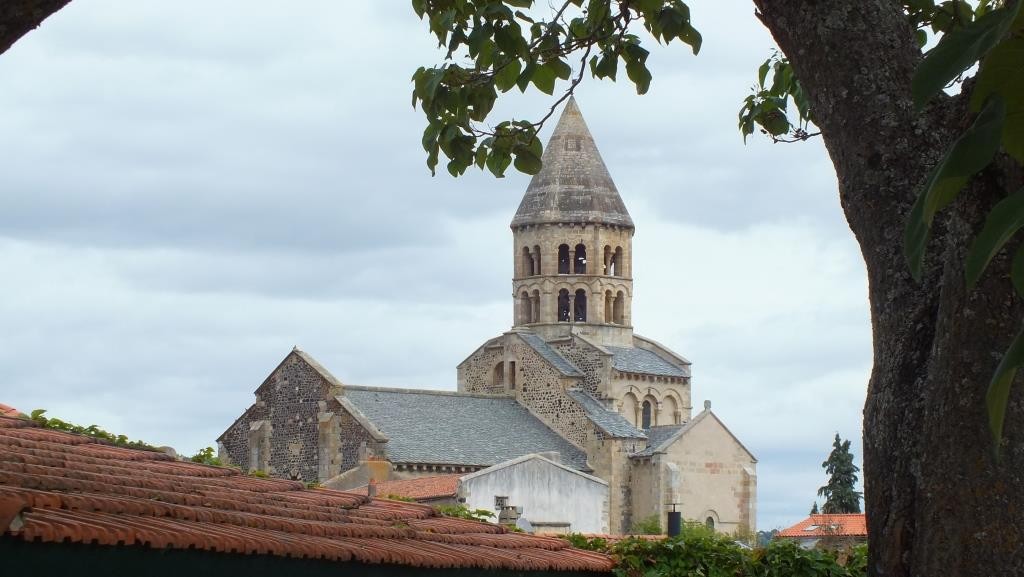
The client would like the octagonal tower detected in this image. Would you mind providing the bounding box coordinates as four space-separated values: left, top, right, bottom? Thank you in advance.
510 97 635 346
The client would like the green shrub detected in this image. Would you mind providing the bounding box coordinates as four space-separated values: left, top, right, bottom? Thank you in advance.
433 503 495 522
564 533 610 552
189 446 222 466
29 409 159 451
630 514 662 535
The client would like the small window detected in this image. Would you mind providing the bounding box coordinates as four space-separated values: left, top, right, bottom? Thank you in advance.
641 400 652 429
509 361 517 389
706 516 715 530
558 244 570 274
495 495 509 509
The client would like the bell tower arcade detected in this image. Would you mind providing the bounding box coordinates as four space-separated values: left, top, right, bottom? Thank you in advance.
510 98 635 346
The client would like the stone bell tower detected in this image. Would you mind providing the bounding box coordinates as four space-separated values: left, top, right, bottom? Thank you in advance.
510 97 635 347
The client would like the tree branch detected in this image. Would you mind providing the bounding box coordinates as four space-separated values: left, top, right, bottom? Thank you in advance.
0 0 72 56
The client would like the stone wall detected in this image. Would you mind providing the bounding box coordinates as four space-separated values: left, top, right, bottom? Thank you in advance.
458 341 505 394
510 335 593 447
336 404 385 473
587 437 642 534
552 336 607 395
656 412 757 535
216 352 337 483
218 402 267 470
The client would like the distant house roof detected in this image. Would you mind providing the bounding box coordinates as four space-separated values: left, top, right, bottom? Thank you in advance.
565 390 645 439
343 386 590 471
0 404 20 418
604 346 687 378
348 475 461 502
518 333 584 377
629 424 685 457
0 415 612 573
778 514 867 539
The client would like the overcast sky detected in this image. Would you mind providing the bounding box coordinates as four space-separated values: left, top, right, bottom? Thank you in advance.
0 1 869 531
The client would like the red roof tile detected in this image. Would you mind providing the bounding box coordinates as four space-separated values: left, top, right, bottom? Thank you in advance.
0 415 612 572
777 514 867 538
348 475 461 501
0 404 20 418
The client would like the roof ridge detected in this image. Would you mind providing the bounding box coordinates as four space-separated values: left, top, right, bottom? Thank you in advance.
344 384 514 399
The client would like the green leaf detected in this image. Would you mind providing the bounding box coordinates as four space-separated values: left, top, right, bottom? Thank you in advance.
965 187 1024 289
912 2 1022 110
494 59 522 91
904 95 1007 280
513 148 543 174
970 38 1024 162
531 62 557 94
987 323 1024 458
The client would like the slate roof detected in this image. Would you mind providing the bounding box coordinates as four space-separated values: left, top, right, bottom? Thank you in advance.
518 332 583 377
0 415 613 573
630 424 685 457
565 389 645 439
511 97 633 229
778 514 867 538
343 386 589 470
605 346 687 377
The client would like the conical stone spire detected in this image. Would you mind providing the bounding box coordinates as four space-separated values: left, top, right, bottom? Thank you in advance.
511 97 634 229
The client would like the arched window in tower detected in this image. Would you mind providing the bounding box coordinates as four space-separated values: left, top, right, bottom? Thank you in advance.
574 289 587 322
614 290 625 324
705 516 715 530
604 290 613 324
521 247 534 276
533 245 542 275
614 246 624 277
520 291 532 324
574 243 587 274
641 400 652 429
493 362 504 387
558 244 570 274
531 290 541 323
603 245 612 275
557 289 571 322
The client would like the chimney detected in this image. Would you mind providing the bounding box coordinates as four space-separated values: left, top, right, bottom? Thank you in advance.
367 479 377 498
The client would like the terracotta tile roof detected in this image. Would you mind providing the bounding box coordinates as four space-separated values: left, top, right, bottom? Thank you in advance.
349 475 461 501
0 415 613 572
777 514 867 538
0 404 21 418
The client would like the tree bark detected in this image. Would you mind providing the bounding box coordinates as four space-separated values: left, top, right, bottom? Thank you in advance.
754 1 1024 575
0 0 71 56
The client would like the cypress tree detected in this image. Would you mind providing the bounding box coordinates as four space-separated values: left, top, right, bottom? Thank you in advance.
810 502 819 515
817 434 862 514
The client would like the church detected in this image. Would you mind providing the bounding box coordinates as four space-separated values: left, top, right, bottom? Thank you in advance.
217 99 756 536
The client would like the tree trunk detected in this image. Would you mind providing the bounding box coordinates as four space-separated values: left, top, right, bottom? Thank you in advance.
0 0 71 56
754 1 1024 575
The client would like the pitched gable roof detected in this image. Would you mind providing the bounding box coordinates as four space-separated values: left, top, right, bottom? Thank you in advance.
342 386 589 470
565 389 646 439
460 453 608 486
347 475 461 502
0 415 613 573
629 407 756 462
778 514 867 538
605 346 687 378
517 332 583 377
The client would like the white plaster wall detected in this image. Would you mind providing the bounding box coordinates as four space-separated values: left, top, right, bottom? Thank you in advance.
459 457 610 534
